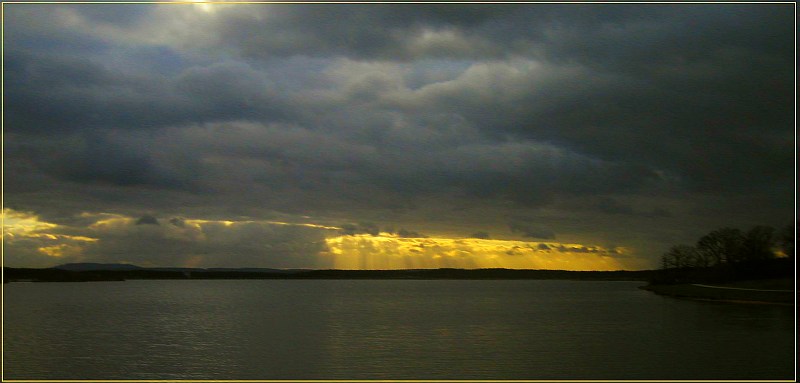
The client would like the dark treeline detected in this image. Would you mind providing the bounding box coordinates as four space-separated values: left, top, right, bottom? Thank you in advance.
3 267 658 283
654 224 795 285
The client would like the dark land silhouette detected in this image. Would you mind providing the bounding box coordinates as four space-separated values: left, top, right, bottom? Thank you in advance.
651 224 794 284
5 223 793 305
3 264 658 283
641 224 795 304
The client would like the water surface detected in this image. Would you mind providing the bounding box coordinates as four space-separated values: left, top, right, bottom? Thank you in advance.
3 280 795 379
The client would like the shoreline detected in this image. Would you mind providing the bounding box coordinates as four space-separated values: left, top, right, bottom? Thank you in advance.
639 281 794 305
2 266 658 283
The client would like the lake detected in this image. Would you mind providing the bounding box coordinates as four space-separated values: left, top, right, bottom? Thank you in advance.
2 280 795 380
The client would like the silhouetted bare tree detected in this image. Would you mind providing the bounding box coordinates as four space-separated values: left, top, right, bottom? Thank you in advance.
740 225 776 262
696 228 744 266
657 225 790 283
662 244 698 269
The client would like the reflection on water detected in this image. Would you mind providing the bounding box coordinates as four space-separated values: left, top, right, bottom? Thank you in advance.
3 280 795 379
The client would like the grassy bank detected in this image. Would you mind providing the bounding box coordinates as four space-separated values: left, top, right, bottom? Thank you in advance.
640 278 794 305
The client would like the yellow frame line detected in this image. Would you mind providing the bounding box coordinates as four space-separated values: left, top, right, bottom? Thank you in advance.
0 1 797 4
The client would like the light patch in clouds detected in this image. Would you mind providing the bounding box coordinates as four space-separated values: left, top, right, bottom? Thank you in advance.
3 208 635 271
323 233 631 271
3 209 100 264
183 218 341 232
36 243 85 258
2 208 58 237
3 209 337 268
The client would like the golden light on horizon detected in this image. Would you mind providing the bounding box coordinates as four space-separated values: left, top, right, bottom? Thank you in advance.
322 233 629 271
37 244 86 258
183 218 340 231
3 209 100 259
3 209 637 270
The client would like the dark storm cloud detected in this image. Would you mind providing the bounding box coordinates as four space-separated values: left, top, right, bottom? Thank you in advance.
135 215 159 225
3 4 794 268
212 5 792 63
508 220 555 240
557 197 676 219
339 222 380 236
5 51 177 133
5 128 201 191
555 245 601 254
74 4 152 26
4 51 289 135
397 229 427 238
511 6 794 194
219 3 791 196
9 4 789 195
212 5 518 60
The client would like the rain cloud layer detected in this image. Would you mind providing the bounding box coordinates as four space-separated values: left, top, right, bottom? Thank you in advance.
3 3 795 270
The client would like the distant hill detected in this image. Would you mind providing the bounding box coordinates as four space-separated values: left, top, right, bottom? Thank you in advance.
55 263 144 271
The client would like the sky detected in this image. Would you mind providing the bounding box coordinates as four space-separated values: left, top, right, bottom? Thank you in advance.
2 2 795 270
